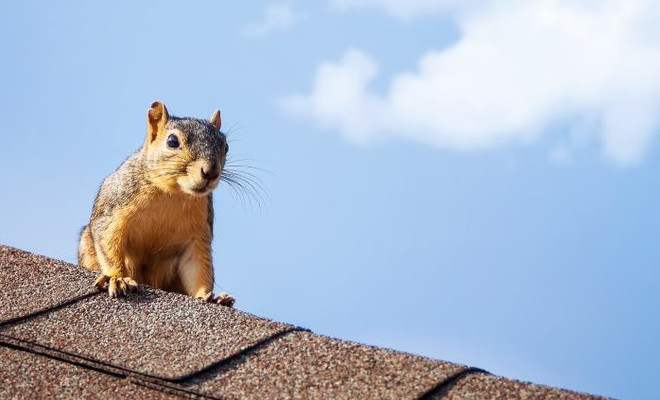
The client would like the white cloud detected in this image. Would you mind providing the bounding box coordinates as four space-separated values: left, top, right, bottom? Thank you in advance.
331 0 459 20
243 3 298 37
282 0 660 165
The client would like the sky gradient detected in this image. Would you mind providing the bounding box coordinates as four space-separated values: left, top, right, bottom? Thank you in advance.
0 2 658 399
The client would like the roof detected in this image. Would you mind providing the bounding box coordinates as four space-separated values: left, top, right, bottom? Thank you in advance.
0 244 614 400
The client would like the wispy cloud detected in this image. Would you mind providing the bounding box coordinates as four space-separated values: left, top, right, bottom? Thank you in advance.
243 3 299 38
282 0 660 166
331 0 458 20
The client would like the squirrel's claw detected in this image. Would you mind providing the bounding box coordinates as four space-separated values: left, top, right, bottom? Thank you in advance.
95 275 138 298
108 278 121 298
197 291 236 307
94 275 110 291
215 292 236 308
123 277 139 292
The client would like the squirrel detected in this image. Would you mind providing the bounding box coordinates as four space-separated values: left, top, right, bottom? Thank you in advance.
78 101 235 307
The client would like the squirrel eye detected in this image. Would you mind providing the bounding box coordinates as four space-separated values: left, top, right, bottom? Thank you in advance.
225 142 229 154
166 134 180 149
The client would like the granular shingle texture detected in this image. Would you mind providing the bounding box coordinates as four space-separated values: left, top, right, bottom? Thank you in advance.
0 245 617 400
0 346 177 400
0 245 97 323
183 330 467 400
0 286 295 380
428 372 612 400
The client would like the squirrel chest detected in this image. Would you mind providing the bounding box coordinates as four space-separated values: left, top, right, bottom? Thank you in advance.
123 191 210 262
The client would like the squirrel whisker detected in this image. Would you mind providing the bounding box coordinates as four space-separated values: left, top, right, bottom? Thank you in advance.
220 169 268 211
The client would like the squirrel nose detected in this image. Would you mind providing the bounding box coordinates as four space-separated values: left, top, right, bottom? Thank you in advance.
201 164 220 181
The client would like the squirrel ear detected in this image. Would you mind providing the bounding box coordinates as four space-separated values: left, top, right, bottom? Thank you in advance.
209 110 222 131
147 101 169 143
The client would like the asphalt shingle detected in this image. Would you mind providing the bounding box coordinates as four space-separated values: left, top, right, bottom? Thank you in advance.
182 330 468 400
0 286 296 380
0 345 179 399
0 245 616 400
0 245 97 324
428 372 612 400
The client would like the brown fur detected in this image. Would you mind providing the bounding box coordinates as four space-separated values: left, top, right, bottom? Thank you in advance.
78 101 234 306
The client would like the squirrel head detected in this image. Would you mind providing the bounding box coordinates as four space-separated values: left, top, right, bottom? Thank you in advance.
143 101 228 197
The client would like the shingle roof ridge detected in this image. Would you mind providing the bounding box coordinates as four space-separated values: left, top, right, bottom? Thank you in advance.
170 328 304 382
0 335 208 399
0 292 99 329
0 291 304 383
432 372 615 400
0 244 98 324
0 333 227 399
0 323 305 384
418 367 490 400
0 244 617 400
0 336 125 379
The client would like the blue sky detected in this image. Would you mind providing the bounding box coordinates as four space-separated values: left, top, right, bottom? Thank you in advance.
1 1 658 399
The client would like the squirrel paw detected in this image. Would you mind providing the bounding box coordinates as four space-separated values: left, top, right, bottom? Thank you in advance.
94 275 138 298
215 292 236 308
197 291 236 307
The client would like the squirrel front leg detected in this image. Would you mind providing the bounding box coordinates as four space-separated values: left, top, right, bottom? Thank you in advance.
92 218 138 298
179 238 234 307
